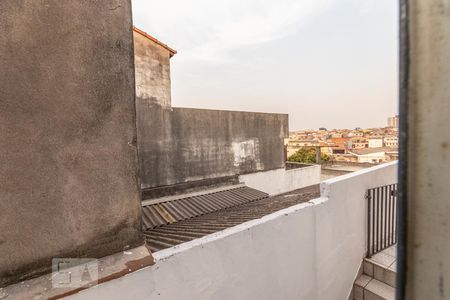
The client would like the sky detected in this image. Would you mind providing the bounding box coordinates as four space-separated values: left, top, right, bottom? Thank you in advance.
132 0 398 131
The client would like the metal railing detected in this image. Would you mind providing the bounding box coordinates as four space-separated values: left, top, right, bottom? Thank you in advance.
366 183 398 257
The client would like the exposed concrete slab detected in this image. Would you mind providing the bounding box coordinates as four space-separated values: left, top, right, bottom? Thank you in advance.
0 245 153 300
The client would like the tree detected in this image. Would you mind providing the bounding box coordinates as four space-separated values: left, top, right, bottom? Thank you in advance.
288 147 330 164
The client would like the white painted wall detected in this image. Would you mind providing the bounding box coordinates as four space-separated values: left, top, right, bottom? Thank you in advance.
238 165 321 195
355 152 386 163
315 161 397 299
368 138 384 148
67 162 397 300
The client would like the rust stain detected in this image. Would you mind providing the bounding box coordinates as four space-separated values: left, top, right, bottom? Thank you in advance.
154 204 176 223
48 254 155 300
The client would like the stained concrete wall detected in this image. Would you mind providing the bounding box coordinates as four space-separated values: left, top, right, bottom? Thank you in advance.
403 1 450 298
138 106 288 191
134 30 172 108
0 0 142 286
238 164 321 196
65 162 398 300
133 29 288 193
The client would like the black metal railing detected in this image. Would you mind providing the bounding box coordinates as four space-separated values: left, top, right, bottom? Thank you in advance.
366 183 398 257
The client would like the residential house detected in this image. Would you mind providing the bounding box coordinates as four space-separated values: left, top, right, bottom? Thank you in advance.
384 135 399 148
387 115 399 128
348 147 398 164
287 139 319 157
348 131 364 137
349 137 369 149
329 137 350 154
368 136 384 148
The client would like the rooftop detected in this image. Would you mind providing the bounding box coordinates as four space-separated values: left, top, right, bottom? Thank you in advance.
144 184 320 252
142 185 268 230
349 147 398 155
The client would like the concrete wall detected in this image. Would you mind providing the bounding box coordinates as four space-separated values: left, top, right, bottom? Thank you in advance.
368 138 383 148
354 152 386 163
0 0 142 286
134 30 172 108
66 162 397 300
315 161 397 299
238 164 321 196
138 106 288 191
133 26 288 193
403 1 450 298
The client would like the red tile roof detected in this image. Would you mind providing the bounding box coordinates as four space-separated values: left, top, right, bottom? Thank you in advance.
133 26 177 57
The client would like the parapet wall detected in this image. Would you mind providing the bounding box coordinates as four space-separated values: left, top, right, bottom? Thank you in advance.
239 164 321 196
0 0 142 286
137 106 288 191
63 162 398 300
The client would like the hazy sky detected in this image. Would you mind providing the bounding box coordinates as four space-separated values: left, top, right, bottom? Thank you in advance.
132 0 398 130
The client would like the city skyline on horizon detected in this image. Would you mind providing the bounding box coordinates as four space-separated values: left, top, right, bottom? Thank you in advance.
289 114 399 132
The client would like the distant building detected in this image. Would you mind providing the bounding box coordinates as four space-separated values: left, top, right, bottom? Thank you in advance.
331 153 357 162
384 135 399 148
348 131 364 137
349 138 368 149
287 140 319 157
349 147 398 163
368 137 384 148
133 27 176 108
329 137 350 154
289 127 399 163
331 132 343 138
387 115 399 128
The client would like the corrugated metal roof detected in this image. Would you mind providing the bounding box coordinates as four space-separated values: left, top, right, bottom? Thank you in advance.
144 185 320 253
142 186 268 230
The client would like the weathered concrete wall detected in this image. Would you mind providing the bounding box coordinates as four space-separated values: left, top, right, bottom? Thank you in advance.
403 1 450 299
134 30 172 108
133 28 288 193
0 0 142 286
138 106 288 191
239 165 321 196
65 162 398 300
